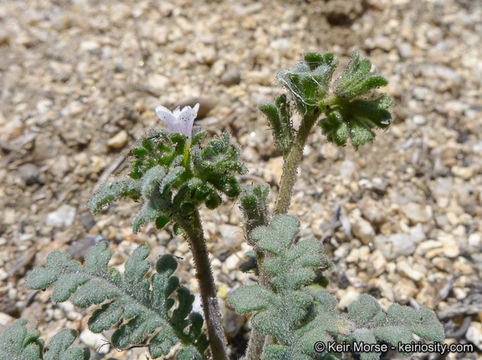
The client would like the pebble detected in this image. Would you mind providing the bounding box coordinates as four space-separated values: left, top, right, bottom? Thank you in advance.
220 68 241 86
107 130 128 149
0 312 14 327
225 253 239 270
45 205 77 227
359 196 386 224
196 46 217 65
18 163 40 185
374 233 416 260
402 202 432 224
351 217 375 245
368 250 386 276
80 329 110 354
466 322 482 351
393 278 417 304
412 114 426 125
337 287 360 310
339 160 356 179
397 259 424 282
0 28 10 46
398 42 412 58
320 143 339 160
218 224 243 248
451 166 474 180
439 233 460 258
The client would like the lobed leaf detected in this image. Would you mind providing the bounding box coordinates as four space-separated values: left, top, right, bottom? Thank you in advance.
26 243 208 359
0 320 90 360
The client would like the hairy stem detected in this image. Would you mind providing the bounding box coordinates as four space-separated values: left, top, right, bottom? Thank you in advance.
176 210 228 360
275 112 319 215
246 111 320 359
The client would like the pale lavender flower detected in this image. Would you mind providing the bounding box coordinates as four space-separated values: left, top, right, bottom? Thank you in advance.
155 103 200 138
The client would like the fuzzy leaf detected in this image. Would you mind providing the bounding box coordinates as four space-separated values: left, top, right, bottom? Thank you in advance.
277 52 338 113
316 51 392 148
44 329 90 360
26 243 207 359
229 215 332 358
88 179 141 213
260 94 293 153
0 320 90 360
319 94 392 148
240 183 270 237
340 294 444 360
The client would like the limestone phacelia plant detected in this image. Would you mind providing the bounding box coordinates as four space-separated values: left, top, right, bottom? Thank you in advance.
1 51 444 360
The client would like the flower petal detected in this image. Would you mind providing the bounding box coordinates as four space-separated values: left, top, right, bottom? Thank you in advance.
176 103 199 137
155 105 180 133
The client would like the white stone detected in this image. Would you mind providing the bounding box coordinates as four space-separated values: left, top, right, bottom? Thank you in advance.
107 130 128 149
225 254 239 270
466 322 482 351
46 205 77 227
397 259 424 282
403 202 432 224
338 288 360 309
352 217 375 245
80 329 110 354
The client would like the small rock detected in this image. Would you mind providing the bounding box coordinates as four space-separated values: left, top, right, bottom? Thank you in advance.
67 235 103 260
338 287 360 309
220 68 241 86
219 224 243 248
46 205 77 227
416 240 442 256
412 114 426 125
0 28 10 46
346 246 370 263
172 42 186 54
220 298 244 338
339 160 356 179
359 196 386 224
374 233 416 260
176 97 217 119
368 250 386 276
107 130 128 149
402 202 432 224
393 278 417 304
439 233 460 258
192 294 202 316
263 156 283 183
468 233 481 250
373 36 393 51
225 254 239 270
247 70 272 85
197 46 217 65
432 257 453 272
18 163 40 185
79 213 96 231
0 312 14 327
80 329 109 354
451 166 474 180
398 42 412 58
320 143 338 160
466 322 482 351
352 217 375 245
397 259 424 282
2 117 24 140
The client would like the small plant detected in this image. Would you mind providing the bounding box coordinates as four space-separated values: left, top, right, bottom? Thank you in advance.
1 51 443 360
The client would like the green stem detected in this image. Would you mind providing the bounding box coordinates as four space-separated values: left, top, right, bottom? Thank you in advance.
274 112 319 215
176 210 228 360
246 111 320 359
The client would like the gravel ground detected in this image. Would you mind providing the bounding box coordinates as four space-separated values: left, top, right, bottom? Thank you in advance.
0 0 480 359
